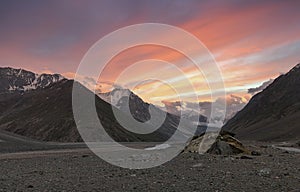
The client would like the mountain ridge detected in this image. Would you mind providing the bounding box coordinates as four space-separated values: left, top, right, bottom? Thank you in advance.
222 63 300 141
0 68 184 142
0 67 65 94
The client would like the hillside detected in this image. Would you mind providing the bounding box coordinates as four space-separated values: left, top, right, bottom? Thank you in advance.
0 69 182 142
222 64 300 141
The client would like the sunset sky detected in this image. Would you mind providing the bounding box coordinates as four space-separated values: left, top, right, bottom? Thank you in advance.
1 0 300 104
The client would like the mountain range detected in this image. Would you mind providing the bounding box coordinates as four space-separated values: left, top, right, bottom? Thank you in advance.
99 88 209 124
0 67 185 142
1 63 299 143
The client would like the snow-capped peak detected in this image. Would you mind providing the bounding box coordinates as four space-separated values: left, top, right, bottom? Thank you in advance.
98 88 132 106
0 67 66 93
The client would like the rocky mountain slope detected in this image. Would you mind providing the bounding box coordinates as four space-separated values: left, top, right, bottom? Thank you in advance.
0 67 64 94
0 68 183 142
222 63 300 141
99 88 154 122
99 88 209 135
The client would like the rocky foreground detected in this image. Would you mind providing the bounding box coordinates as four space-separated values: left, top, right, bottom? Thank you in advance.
0 142 299 192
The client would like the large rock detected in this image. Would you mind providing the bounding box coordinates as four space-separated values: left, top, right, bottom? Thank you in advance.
184 132 219 153
184 132 251 155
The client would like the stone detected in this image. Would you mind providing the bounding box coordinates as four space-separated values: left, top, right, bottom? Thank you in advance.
184 132 251 155
258 168 271 177
251 151 261 156
240 156 253 160
207 140 236 155
27 185 34 188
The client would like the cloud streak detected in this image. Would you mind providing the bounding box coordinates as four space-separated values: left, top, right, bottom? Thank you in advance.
248 79 274 95
1 0 300 102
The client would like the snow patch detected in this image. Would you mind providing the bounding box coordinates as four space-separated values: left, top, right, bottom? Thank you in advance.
17 69 22 76
23 84 36 91
145 144 171 150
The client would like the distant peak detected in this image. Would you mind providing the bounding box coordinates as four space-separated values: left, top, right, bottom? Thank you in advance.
0 66 66 93
0 66 65 79
110 88 132 94
112 87 130 91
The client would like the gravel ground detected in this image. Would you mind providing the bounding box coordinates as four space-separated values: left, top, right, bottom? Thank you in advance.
0 144 299 192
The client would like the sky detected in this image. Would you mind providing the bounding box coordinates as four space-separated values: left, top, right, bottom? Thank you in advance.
1 0 300 105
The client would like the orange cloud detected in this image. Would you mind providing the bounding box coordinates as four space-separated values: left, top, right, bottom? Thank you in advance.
2 1 300 104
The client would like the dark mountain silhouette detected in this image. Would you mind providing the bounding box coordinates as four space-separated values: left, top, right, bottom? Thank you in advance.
223 63 300 141
0 68 184 142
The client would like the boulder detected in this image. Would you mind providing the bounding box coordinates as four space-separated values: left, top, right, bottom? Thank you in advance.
184 132 251 155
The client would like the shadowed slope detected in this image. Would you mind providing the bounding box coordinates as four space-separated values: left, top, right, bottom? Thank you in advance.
223 64 300 141
0 79 182 142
